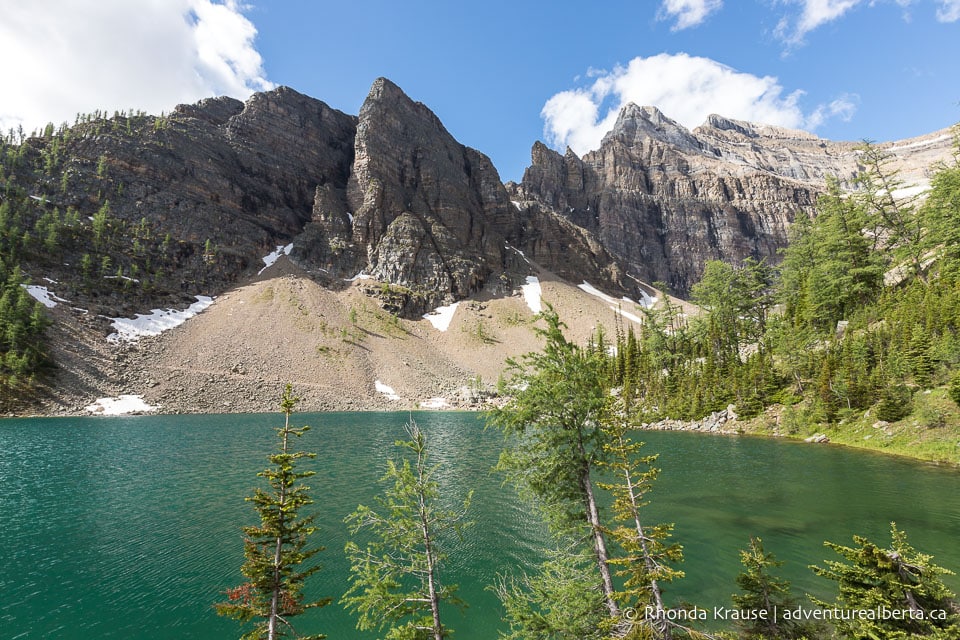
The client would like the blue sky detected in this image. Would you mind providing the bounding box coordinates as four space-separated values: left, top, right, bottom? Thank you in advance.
1 0 958 181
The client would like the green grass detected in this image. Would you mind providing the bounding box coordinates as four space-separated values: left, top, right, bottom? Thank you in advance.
744 387 960 465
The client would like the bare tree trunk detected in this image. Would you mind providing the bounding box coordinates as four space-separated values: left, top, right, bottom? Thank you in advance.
415 431 444 640
622 459 671 640
268 412 292 640
575 425 618 619
269 532 282 640
582 467 619 617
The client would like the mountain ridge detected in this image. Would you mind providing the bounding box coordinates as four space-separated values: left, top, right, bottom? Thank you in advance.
511 99 954 294
1 77 955 414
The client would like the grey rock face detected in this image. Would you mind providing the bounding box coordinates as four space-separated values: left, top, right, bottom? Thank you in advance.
512 103 954 295
297 78 631 313
32 80 951 318
56 86 356 295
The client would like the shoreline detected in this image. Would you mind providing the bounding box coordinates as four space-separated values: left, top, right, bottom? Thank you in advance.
12 398 958 468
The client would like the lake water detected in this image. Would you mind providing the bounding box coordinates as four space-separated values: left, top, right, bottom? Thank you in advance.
1 412 959 638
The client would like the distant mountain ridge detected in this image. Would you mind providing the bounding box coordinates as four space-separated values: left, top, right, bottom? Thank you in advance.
510 102 954 294
2 76 955 414
11 77 952 314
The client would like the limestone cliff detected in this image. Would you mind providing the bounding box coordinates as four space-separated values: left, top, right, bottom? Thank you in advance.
10 80 952 318
511 104 954 295
295 78 629 314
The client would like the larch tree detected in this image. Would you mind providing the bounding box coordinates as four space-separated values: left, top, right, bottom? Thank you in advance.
342 419 471 640
732 538 819 640
216 385 328 640
599 408 684 640
494 543 610 640
811 523 960 639
488 306 620 621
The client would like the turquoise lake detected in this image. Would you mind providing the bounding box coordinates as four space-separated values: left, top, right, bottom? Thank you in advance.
1 411 959 638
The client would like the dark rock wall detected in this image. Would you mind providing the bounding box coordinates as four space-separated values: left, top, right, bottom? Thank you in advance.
512 106 820 295
32 79 947 314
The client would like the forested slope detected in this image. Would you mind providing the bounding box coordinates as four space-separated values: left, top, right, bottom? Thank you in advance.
608 136 960 462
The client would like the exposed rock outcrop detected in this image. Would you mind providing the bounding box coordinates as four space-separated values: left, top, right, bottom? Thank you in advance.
38 86 356 311
512 104 954 295
20 80 954 316
297 78 511 312
295 78 631 314
8 76 956 415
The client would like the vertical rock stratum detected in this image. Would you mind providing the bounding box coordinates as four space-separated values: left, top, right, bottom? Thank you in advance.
510 104 954 295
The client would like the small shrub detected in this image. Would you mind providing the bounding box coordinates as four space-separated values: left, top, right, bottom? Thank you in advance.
949 372 960 408
463 319 497 344
875 384 912 423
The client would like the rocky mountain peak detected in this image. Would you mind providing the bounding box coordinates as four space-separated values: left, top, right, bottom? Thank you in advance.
366 76 407 101
172 95 244 125
701 113 758 138
293 78 632 314
515 96 954 296
696 113 822 144
360 77 447 133
605 103 701 152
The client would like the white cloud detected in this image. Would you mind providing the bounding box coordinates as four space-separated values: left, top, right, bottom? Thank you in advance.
806 94 859 129
0 0 273 135
541 53 852 156
658 0 724 30
774 0 956 43
937 0 960 21
775 0 864 45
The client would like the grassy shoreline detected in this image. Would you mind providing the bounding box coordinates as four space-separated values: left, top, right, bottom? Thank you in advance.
737 386 960 466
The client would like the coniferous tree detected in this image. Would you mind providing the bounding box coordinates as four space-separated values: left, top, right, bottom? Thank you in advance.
489 306 620 620
908 324 935 389
920 136 960 275
855 142 925 273
875 383 912 423
342 420 470 640
949 372 960 408
599 405 684 640
216 385 328 640
811 523 960 639
494 544 609 640
732 538 819 639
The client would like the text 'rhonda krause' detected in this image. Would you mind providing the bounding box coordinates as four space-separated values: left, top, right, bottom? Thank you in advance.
631 606 952 622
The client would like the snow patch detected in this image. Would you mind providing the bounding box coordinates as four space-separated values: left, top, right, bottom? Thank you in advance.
613 306 645 325
23 284 69 308
107 296 214 343
505 244 531 265
85 394 158 415
423 302 459 331
420 397 450 409
258 243 294 275
375 380 401 401
636 290 657 309
578 281 620 305
578 282 646 324
521 276 542 314
346 272 373 282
